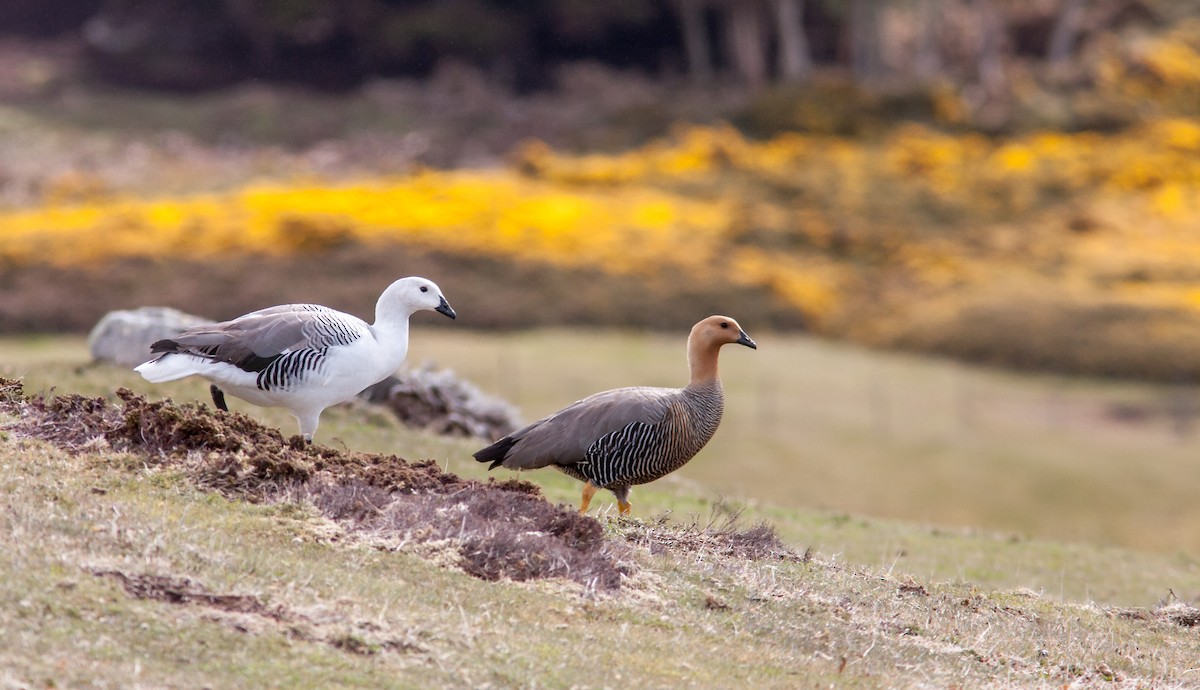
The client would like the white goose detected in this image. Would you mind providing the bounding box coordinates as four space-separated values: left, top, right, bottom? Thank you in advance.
134 276 456 442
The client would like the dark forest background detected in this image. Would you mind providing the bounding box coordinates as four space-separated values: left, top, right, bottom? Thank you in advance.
1 0 1186 106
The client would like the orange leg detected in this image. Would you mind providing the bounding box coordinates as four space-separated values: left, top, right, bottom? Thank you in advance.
579 481 598 514
614 487 632 516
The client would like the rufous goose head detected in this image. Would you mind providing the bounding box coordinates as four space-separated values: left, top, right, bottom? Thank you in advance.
690 315 756 351
687 315 755 385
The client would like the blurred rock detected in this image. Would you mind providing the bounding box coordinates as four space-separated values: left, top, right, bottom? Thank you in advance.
88 306 213 367
362 364 521 441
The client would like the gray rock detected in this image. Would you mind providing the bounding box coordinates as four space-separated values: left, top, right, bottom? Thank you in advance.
88 306 214 367
362 363 521 441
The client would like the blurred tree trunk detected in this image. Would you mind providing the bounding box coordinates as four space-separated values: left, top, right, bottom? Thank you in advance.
774 0 812 82
848 0 884 81
972 0 1012 129
1047 0 1086 64
974 0 1006 96
724 0 768 87
676 0 713 83
914 0 942 80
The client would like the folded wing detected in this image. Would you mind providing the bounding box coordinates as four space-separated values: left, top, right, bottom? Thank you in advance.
148 305 367 373
476 386 674 471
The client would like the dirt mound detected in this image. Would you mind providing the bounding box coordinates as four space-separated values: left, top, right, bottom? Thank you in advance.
2 376 796 589
0 377 625 589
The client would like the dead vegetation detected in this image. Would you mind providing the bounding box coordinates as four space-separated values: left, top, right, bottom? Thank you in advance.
0 376 629 589
1111 596 1200 628
0 376 798 592
5 377 492 497
615 502 801 562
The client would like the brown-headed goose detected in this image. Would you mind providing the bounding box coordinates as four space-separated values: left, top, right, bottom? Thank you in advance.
134 276 455 442
473 315 755 515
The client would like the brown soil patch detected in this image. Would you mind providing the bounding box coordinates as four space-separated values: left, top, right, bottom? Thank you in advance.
88 566 427 655
89 568 290 621
1 376 626 589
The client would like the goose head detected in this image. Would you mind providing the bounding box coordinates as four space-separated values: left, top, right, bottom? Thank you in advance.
686 315 755 385
376 276 456 323
691 315 756 351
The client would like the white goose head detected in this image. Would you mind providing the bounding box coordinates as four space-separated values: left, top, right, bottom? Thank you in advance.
375 276 456 325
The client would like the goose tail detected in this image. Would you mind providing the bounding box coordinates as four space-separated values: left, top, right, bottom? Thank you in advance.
473 435 518 470
134 354 201 383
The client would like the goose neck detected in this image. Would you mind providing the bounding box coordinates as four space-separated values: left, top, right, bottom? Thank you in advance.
686 338 722 388
370 317 410 355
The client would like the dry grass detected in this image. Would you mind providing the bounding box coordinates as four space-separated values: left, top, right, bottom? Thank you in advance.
616 501 801 562
4 378 1200 686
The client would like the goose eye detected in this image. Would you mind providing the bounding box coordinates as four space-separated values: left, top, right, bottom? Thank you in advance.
420 286 429 293
720 322 729 329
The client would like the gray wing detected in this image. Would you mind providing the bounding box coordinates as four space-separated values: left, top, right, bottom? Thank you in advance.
148 304 368 373
488 386 675 471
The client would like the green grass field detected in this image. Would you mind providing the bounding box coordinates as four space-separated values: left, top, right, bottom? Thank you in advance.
399 327 1200 552
3 330 1198 606
4 331 1200 688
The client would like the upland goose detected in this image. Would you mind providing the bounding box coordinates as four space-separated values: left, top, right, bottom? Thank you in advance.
473 315 755 515
134 276 455 442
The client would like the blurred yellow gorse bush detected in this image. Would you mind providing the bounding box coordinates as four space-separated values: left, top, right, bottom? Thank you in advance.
2 115 1199 327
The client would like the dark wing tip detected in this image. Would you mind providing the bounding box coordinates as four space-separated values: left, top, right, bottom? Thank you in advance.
148 338 181 353
473 436 517 468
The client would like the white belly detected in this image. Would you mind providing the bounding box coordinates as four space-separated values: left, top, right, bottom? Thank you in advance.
158 338 401 414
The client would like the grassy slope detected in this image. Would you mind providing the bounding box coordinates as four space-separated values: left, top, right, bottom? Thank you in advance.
3 332 1200 610
6 439 1198 690
3 340 1200 688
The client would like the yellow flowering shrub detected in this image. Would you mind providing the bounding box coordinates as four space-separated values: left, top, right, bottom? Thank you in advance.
1094 18 1200 116
3 173 730 273
3 114 1200 331
1136 22 1200 86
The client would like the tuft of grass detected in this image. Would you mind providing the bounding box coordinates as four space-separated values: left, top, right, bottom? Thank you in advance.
615 501 799 562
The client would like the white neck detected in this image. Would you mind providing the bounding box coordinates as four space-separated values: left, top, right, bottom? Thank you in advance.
370 312 412 370
373 301 414 329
